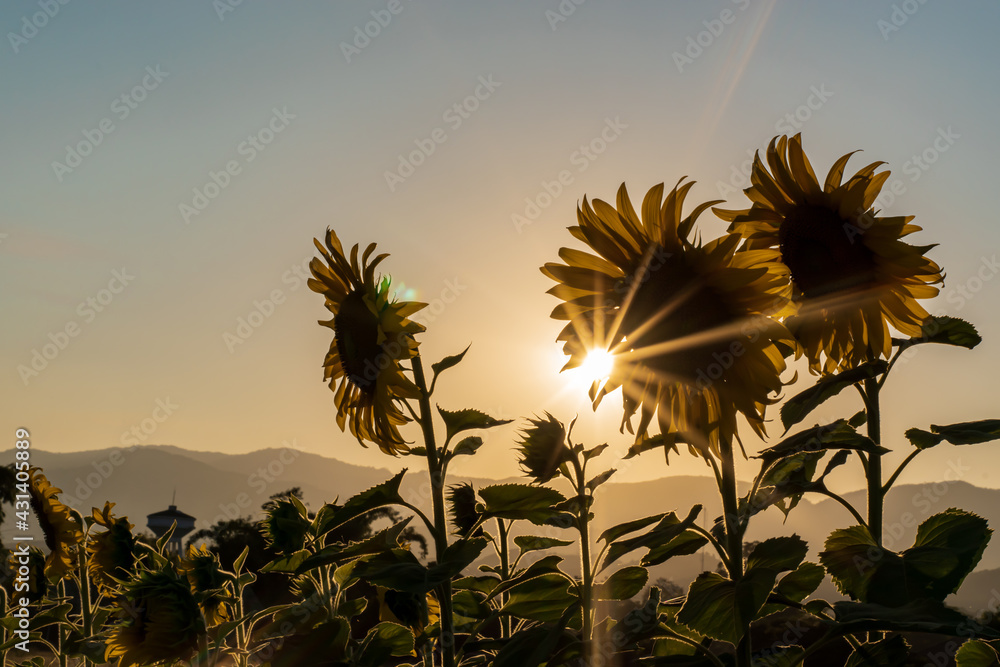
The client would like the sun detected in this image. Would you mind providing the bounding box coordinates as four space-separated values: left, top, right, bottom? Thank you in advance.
579 348 614 383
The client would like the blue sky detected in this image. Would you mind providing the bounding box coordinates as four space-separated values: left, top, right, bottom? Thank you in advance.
3 1 1000 490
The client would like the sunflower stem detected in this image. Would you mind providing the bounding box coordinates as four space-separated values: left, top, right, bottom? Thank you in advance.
496 518 511 640
77 547 93 667
411 354 456 667
864 377 883 544
719 440 751 667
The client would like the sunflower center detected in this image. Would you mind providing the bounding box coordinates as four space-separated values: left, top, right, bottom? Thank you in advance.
333 290 384 393
619 253 741 380
779 205 879 299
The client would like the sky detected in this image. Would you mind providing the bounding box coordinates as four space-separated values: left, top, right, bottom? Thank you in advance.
3 1 1000 492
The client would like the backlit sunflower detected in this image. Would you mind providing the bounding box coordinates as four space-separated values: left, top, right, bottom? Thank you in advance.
309 228 428 455
716 134 944 373
105 565 206 667
180 544 232 626
87 502 136 595
541 181 794 460
27 467 83 581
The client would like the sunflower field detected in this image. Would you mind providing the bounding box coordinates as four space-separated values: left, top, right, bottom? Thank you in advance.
6 133 1000 666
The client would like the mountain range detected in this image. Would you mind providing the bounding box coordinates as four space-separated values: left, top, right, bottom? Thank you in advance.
4 444 999 615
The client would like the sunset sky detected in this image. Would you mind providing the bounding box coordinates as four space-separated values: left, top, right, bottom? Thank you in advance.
4 1 1000 491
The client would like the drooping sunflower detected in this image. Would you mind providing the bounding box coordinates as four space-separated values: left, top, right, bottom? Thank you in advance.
105 565 206 667
716 134 944 373
541 181 794 460
309 228 428 455
87 501 136 594
515 413 573 483
179 544 232 627
27 467 83 581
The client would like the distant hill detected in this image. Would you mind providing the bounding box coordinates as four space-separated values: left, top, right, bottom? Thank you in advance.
5 445 999 613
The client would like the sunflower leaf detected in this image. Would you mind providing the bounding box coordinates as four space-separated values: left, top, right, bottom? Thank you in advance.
905 420 1000 450
356 622 414 667
893 316 982 351
430 344 471 389
451 436 484 457
437 407 513 444
514 535 574 555
317 470 406 536
598 513 667 544
501 572 578 622
676 570 773 645
602 504 702 572
780 361 888 432
478 484 567 525
586 468 616 492
595 566 648 600
758 420 885 463
956 639 1000 666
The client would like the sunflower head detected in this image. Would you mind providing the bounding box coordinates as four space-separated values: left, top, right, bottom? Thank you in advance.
180 544 232 627
106 565 206 667
516 413 573 483
27 467 84 581
261 496 311 555
716 134 944 373
542 181 794 460
446 483 482 537
309 228 427 455
87 502 137 594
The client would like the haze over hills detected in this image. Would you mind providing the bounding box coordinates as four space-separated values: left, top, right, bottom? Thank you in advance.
5 444 1000 614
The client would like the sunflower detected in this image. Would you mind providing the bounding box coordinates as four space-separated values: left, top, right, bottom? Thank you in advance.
516 413 573 483
179 544 232 627
87 502 136 594
27 467 83 581
716 134 944 373
541 181 793 460
105 565 206 667
309 229 427 455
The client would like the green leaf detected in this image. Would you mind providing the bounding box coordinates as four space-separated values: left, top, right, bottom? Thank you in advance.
318 469 406 535
895 316 981 350
485 555 566 603
297 518 414 573
437 407 513 443
514 535 574 555
642 530 708 568
260 549 311 573
431 344 471 380
780 361 887 431
757 420 885 463
676 571 771 645
746 536 808 575
492 622 575 667
833 599 1000 638
820 510 992 605
598 512 667 544
586 468 616 492
602 505 702 572
233 545 250 575
502 573 578 622
845 636 910 667
454 575 498 596
356 622 414 667
583 443 610 462
478 484 567 525
957 640 1000 667
906 420 1000 450
773 562 825 603
595 566 648 600
451 436 484 457
745 452 825 520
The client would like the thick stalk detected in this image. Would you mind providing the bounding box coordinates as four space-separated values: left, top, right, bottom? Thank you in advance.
496 519 511 639
864 377 883 544
412 355 455 667
719 441 751 667
571 460 594 647
57 579 67 667
77 549 93 667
